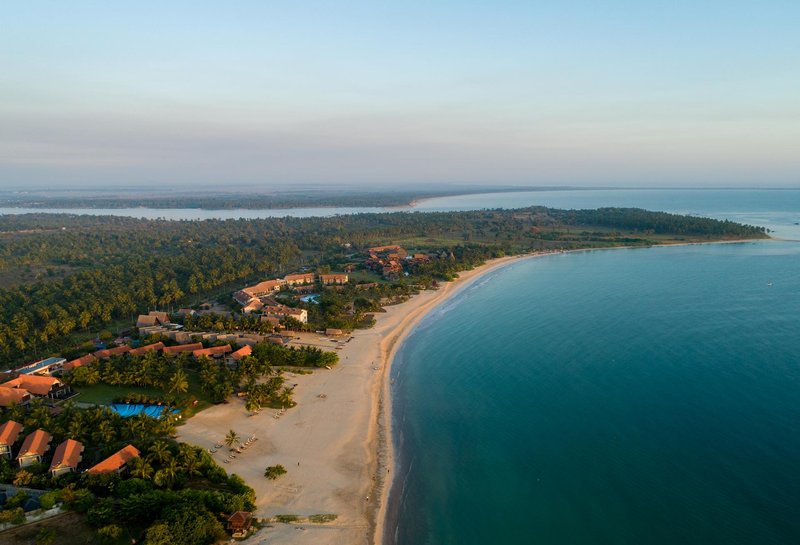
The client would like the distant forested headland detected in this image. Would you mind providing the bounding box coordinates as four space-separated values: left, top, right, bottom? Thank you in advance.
0 207 767 365
0 186 579 210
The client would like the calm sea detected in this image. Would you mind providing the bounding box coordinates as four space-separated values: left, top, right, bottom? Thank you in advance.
389 241 800 545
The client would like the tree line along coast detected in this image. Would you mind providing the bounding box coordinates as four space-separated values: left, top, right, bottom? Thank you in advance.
0 206 767 543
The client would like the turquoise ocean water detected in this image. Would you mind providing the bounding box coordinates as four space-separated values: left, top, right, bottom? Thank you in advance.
383 188 800 543
390 240 800 544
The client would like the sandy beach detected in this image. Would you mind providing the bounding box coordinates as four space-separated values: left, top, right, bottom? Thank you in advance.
176 254 524 545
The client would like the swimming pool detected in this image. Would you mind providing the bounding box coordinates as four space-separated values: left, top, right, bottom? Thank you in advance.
110 403 180 418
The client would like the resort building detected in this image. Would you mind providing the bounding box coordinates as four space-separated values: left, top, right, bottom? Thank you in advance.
241 299 264 314
227 511 253 537
15 357 67 376
93 345 131 359
148 311 170 324
262 304 308 324
283 273 315 286
0 420 24 459
87 444 140 475
163 343 204 356
136 315 160 328
0 387 31 408
17 429 52 467
320 273 349 285
1 374 71 399
63 353 97 372
230 345 253 361
128 342 166 356
193 345 233 359
49 439 84 477
242 279 284 298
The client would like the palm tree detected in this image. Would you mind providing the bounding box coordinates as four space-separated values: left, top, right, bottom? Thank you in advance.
177 445 202 477
93 420 116 445
154 458 180 488
129 457 154 480
225 429 239 448
148 440 172 465
169 369 189 395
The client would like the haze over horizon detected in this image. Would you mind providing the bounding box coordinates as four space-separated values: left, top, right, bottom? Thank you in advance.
1 1 798 190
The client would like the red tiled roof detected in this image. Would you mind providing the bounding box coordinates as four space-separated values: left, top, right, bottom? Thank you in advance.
129 342 165 356
18 429 52 457
243 279 283 297
163 343 203 355
193 345 233 358
63 353 97 371
0 388 31 407
320 274 348 283
230 345 253 360
283 273 315 284
93 345 131 359
2 375 62 397
87 444 140 474
50 439 84 471
0 420 23 446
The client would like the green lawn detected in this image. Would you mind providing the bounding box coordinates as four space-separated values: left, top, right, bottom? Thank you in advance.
73 371 213 418
74 383 165 405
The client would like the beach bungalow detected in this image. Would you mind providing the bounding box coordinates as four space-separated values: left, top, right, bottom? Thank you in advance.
0 420 24 459
17 429 52 467
320 273 349 285
49 439 84 477
86 444 140 475
1 374 71 399
0 387 31 408
227 511 253 537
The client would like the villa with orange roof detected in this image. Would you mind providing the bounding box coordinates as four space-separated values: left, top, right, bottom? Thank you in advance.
162 342 204 356
230 345 252 361
319 273 349 285
262 304 308 324
129 341 165 356
0 420 24 459
63 353 97 372
93 345 131 359
193 345 233 359
50 438 84 477
1 374 70 399
0 387 31 407
87 444 140 475
17 429 52 467
283 272 315 286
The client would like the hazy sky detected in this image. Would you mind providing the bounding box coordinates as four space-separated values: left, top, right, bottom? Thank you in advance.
1 1 798 189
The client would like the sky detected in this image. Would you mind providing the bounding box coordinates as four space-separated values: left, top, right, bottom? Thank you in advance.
1 0 798 190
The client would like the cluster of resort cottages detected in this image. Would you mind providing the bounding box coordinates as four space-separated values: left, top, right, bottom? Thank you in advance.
231 245 433 316
0 420 254 535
